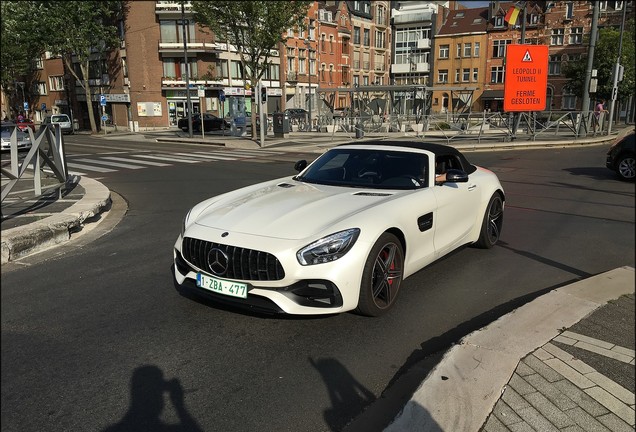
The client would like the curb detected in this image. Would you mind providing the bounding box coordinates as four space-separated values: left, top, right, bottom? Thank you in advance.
384 266 636 431
1 177 111 263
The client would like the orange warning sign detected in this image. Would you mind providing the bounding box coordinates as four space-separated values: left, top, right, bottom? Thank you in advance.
503 44 549 112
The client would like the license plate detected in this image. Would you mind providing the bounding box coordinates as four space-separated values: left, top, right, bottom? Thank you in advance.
196 273 248 299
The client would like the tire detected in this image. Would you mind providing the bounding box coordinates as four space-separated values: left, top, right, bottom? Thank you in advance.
616 153 635 181
355 233 404 317
475 193 504 249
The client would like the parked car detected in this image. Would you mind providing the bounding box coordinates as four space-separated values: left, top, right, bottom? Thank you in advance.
178 113 230 132
284 108 308 121
15 118 35 132
42 114 73 134
174 141 505 317
606 130 635 181
1 122 32 151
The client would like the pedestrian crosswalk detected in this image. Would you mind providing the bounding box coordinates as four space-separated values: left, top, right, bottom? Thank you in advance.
45 148 283 176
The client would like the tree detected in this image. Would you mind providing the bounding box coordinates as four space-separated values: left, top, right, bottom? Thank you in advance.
192 0 311 138
0 1 47 117
564 18 635 105
41 1 125 134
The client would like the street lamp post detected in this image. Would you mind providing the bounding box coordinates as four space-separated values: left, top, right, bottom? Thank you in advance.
304 38 311 131
305 25 314 131
181 1 193 138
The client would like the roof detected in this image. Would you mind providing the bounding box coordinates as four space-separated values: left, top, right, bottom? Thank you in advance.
336 140 477 173
438 7 489 35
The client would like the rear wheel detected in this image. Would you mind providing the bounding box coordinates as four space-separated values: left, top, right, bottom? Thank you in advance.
476 193 504 249
356 233 404 317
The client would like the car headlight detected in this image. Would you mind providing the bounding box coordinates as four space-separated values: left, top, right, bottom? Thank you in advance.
297 228 360 266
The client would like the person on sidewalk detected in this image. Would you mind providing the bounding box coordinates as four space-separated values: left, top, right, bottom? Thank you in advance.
593 99 608 134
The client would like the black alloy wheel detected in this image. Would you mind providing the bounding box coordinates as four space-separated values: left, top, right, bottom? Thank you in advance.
356 233 404 317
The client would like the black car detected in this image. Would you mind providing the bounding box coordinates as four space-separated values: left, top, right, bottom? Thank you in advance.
284 108 308 121
606 130 635 181
178 113 230 132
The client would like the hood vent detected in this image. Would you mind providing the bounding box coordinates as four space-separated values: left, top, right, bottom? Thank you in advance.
277 183 295 188
354 192 393 197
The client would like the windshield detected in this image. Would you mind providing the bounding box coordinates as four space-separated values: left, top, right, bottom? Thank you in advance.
296 148 429 190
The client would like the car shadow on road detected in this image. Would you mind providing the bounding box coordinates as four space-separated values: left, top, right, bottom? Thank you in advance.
100 365 202 432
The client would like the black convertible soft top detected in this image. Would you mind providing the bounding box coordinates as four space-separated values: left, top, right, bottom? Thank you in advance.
338 140 477 174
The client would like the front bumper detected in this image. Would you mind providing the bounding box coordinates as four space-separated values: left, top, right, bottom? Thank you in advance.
174 248 344 315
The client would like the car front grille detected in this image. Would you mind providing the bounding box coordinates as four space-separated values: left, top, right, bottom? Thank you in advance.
182 237 285 281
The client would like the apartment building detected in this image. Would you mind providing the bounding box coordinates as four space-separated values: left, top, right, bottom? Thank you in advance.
432 7 489 113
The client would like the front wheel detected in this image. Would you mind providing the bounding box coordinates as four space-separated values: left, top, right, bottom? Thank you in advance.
616 154 636 181
356 233 404 317
475 193 504 249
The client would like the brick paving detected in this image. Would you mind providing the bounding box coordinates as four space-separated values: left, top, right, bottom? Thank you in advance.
481 301 636 432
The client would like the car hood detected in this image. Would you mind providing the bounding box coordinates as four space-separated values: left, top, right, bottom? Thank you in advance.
192 178 398 240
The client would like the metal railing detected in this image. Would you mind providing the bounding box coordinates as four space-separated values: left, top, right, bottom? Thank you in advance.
1 125 68 205
313 110 616 144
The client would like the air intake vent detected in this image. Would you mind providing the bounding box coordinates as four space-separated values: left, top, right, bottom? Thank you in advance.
277 183 295 188
354 192 393 197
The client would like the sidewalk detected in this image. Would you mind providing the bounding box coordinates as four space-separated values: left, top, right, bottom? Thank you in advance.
1 126 634 431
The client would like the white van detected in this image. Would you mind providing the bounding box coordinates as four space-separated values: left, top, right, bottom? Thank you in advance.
43 114 73 134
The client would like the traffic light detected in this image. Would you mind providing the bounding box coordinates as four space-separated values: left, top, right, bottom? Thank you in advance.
261 86 267 103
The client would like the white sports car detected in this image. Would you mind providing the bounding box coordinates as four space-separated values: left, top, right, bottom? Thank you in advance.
174 141 505 316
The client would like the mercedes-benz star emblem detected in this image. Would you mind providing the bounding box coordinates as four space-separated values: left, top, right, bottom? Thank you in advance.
207 248 229 276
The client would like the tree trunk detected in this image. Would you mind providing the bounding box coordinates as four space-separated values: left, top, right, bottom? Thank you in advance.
80 62 98 134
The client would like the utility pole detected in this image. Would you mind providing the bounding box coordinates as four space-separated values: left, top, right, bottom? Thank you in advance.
607 4 627 135
182 1 193 138
579 2 599 137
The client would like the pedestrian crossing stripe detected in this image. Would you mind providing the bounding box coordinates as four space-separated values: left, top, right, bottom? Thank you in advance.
173 152 236 161
66 162 117 172
74 158 145 169
101 156 170 166
131 154 200 163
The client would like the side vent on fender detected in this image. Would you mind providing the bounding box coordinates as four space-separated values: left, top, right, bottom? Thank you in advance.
417 212 433 232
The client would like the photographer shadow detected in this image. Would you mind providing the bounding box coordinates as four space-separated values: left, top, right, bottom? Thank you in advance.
102 365 202 432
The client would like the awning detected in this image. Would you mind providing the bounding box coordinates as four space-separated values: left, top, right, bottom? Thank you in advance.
481 90 504 100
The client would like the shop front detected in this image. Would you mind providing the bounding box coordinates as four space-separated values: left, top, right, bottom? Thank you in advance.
166 89 200 127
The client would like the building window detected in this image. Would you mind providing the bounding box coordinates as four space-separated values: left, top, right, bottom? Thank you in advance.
615 1 624 9
472 68 478 82
474 42 480 57
551 29 564 46
160 20 194 43
530 14 540 25
287 57 295 73
363 75 369 86
462 68 470 82
492 39 510 58
287 28 294 38
49 76 65 91
375 30 385 49
455 69 460 82
439 44 449 59
329 35 334 53
33 57 43 69
490 66 505 83
548 55 561 75
438 69 448 83
563 93 576 110
34 82 47 95
353 26 360 45
569 27 583 45
230 61 243 79
363 28 370 46
298 54 306 74
565 2 573 19
463 43 472 57
599 1 608 10
494 16 504 28
456 43 461 58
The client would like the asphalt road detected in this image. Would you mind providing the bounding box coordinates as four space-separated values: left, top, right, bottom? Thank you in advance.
1 138 634 432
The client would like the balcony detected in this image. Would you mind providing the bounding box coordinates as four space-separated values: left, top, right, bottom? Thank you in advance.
417 38 431 49
155 1 192 18
161 76 226 88
158 40 222 54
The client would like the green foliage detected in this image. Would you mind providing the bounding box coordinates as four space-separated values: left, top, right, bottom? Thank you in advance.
192 0 311 85
0 1 46 90
564 18 635 102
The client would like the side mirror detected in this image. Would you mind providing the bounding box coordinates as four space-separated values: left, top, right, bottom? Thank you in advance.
445 169 469 183
294 160 308 172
